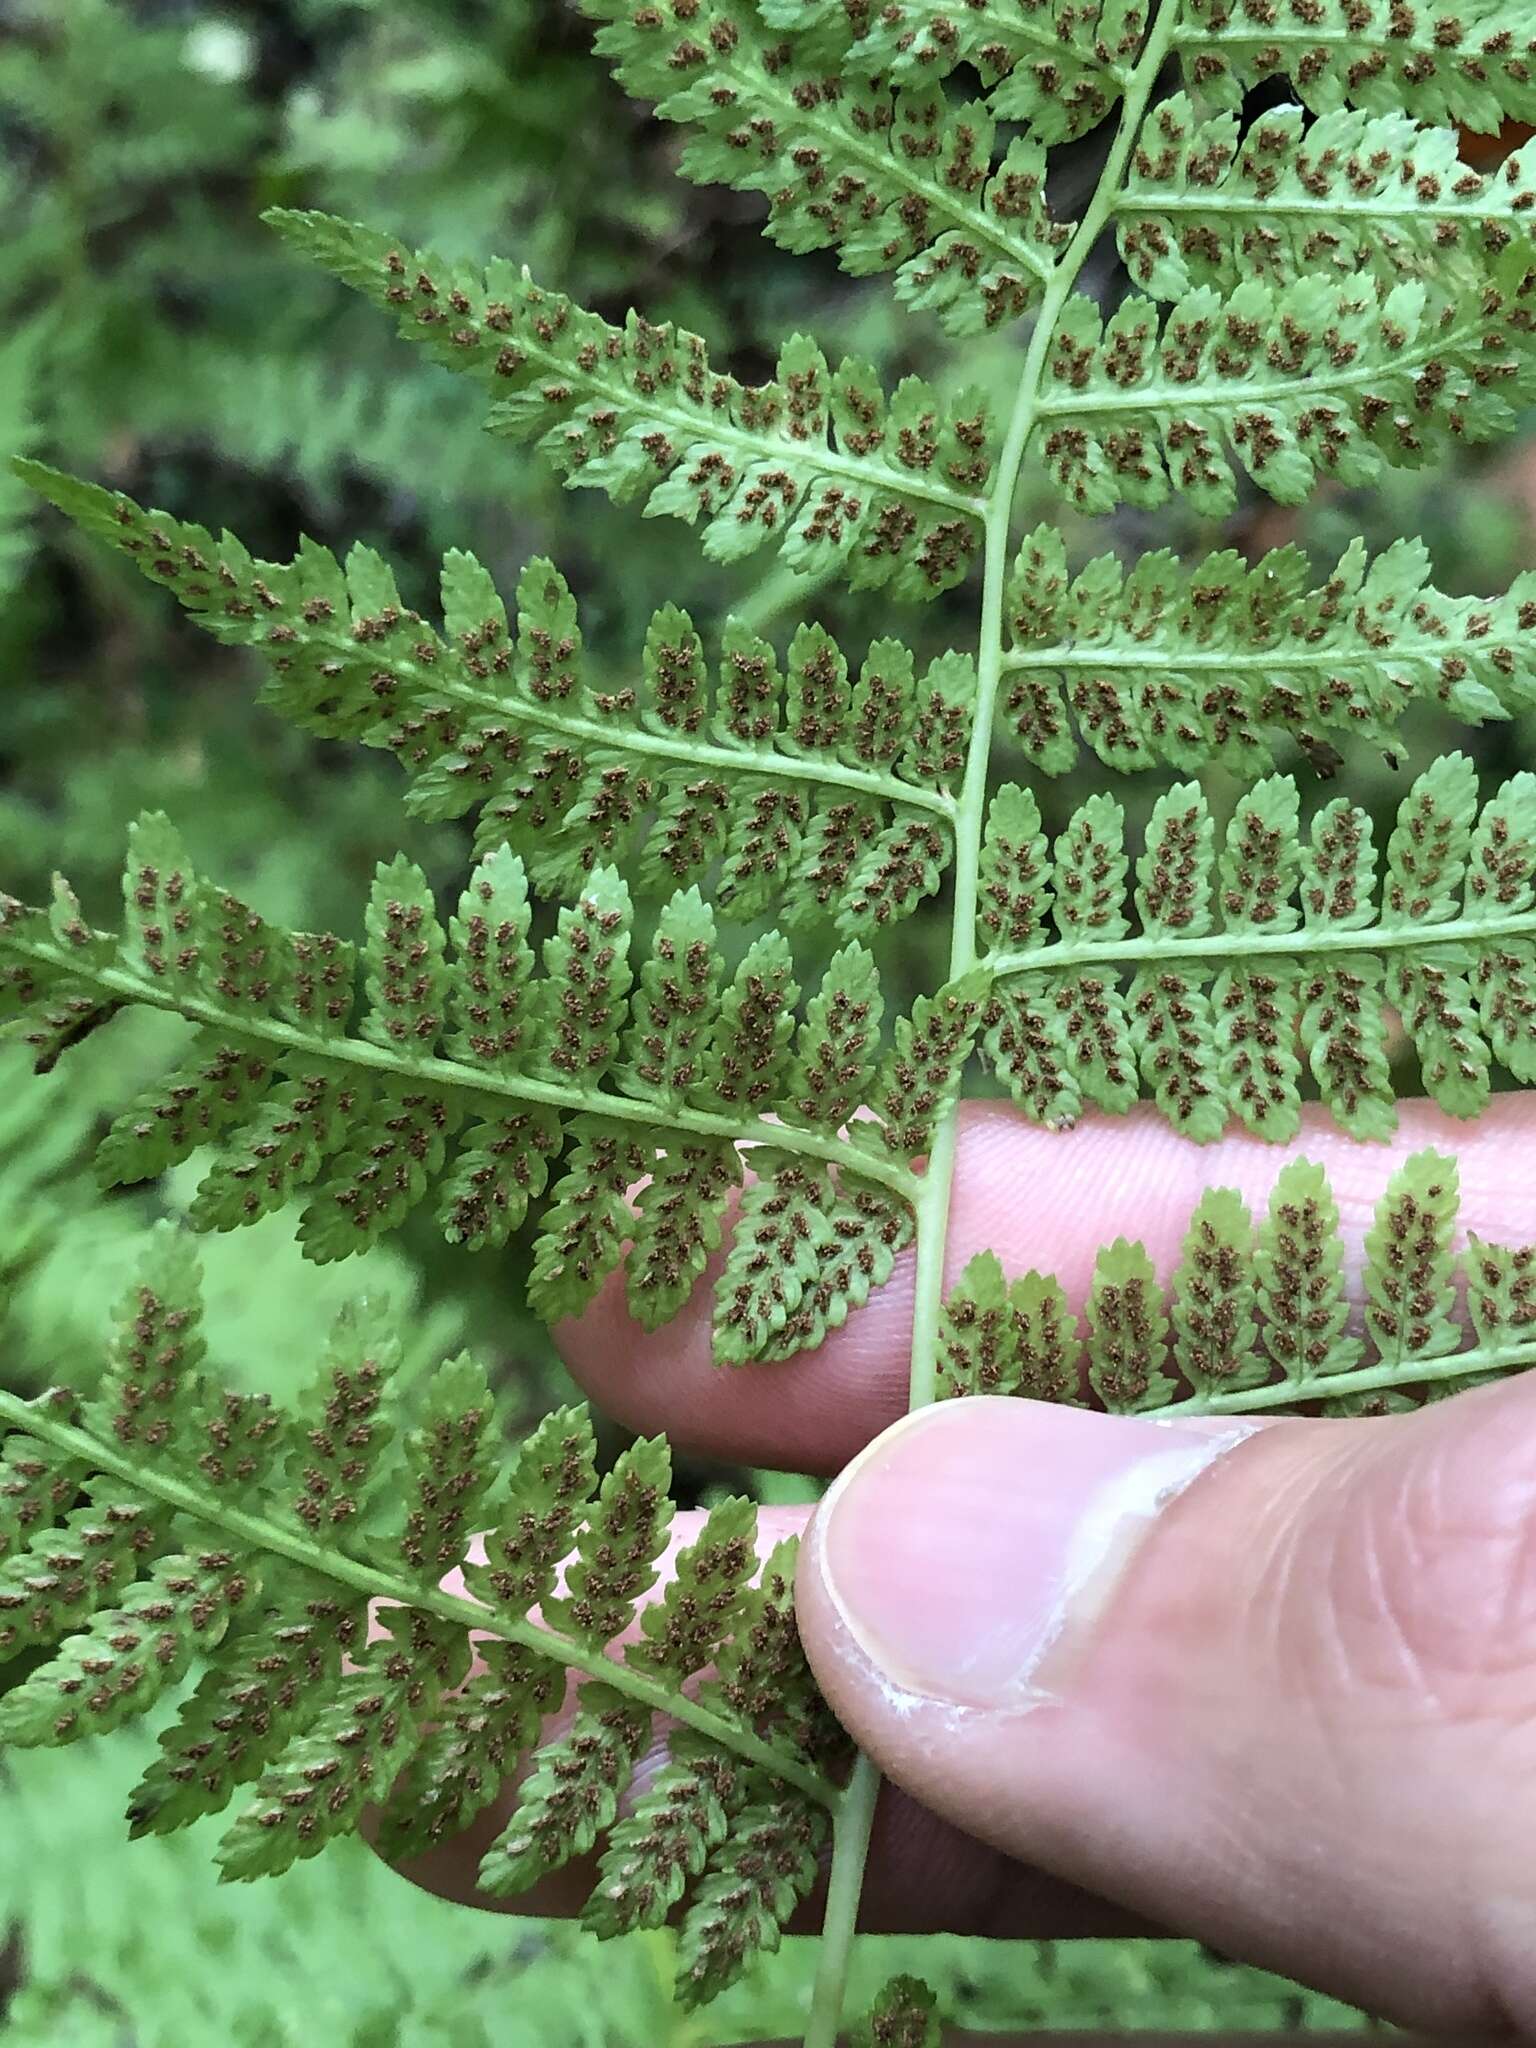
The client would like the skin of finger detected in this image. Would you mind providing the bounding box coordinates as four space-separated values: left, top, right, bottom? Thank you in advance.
797 1379 1536 2035
369 1506 1153 1939
555 1094 1536 1474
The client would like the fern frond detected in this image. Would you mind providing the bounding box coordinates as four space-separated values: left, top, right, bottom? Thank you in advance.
0 1236 844 2004
1003 527 1536 775
18 463 967 924
976 759 1536 1140
1119 97 1536 298
855 1974 943 2047
762 1 1142 142
581 0 1076 334
263 211 992 597
940 1148 1536 1414
1036 246 1536 517
1174 0 1536 135
0 816 920 1361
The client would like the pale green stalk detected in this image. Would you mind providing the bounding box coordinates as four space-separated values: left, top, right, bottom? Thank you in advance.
802 9 1187 2040
987 906 1536 984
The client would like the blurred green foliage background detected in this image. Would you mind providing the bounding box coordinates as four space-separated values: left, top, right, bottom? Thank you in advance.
0 0 1529 2036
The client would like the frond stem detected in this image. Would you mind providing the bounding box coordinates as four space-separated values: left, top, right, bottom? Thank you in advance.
1 933 921 1200
802 9 1186 2042
987 906 1536 985
912 0 1188 1410
1000 636 1521 679
1162 1340 1536 1417
804 1752 883 2048
0 1390 840 1811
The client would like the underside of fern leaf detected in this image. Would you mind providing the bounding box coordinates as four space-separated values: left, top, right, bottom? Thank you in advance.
940 1148 1536 1414
266 211 994 599
11 0 1536 2039
977 757 1536 1140
0 815 928 1361
0 1233 843 2010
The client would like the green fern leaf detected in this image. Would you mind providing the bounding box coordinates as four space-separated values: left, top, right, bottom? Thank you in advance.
465 1405 598 1614
0 1433 86 1562
698 1535 830 1759
785 941 884 1129
127 1582 361 1838
1003 527 1536 774
1176 0 1536 133
1255 1159 1361 1386
1364 1151 1461 1368
218 1623 467 1881
763 0 1142 143
17 465 961 929
584 1733 762 1937
373 1639 565 1862
477 1684 653 1895
0 1550 257 1746
96 1038 276 1189
977 760 1536 1139
259 214 991 596
937 1250 1015 1397
1085 1239 1176 1411
0 1249 840 1983
286 1303 397 1534
870 969 990 1158
675 1793 827 2009
1468 1235 1536 1360
399 1355 497 1575
627 1495 760 1682
714 1156 840 1366
438 1110 563 1252
941 1146 1536 1414
1036 251 1536 518
447 847 536 1067
582 0 1072 333
1120 98 1536 297
544 1434 674 1646
528 1119 654 1324
0 1485 164 1658
941 1249 1088 1403
757 1174 914 1364
855 1973 943 2048
708 933 800 1111
1170 1187 1263 1394
623 888 724 1105
628 1141 742 1333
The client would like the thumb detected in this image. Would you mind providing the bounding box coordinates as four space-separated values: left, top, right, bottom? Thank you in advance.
796 1381 1536 2035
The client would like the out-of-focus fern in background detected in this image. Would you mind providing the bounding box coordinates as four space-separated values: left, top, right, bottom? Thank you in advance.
0 0 1530 2035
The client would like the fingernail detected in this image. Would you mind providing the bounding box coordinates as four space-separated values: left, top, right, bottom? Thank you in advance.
815 1399 1254 1708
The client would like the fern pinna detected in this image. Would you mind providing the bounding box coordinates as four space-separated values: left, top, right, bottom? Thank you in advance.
5 0 1536 2038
